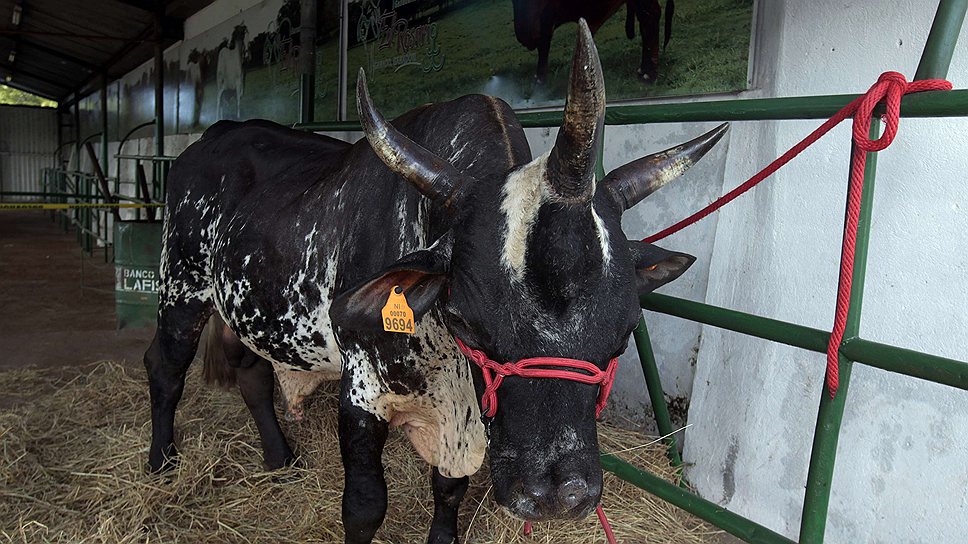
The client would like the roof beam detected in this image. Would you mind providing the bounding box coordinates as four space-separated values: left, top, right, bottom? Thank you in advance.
108 0 161 12
58 23 155 106
16 38 99 72
0 65 72 92
0 77 59 100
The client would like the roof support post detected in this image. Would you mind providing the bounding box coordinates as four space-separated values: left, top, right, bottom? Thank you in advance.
299 0 317 124
100 73 109 178
153 3 164 160
72 98 80 172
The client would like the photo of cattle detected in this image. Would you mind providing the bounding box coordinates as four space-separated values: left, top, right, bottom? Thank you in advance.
349 0 754 118
173 0 342 131
72 0 752 133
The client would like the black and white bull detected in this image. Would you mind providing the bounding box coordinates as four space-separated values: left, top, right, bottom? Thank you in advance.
512 0 674 84
144 20 726 544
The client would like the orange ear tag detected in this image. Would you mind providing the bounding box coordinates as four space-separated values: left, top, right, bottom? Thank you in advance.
381 286 415 335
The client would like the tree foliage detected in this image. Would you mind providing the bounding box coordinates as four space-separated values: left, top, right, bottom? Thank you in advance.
0 84 57 108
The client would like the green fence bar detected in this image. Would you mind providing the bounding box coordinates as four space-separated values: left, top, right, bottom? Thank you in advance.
525 90 968 127
642 291 968 393
915 0 968 80
295 89 968 134
642 293 831 354
840 337 968 391
799 117 881 543
600 454 796 544
632 317 683 466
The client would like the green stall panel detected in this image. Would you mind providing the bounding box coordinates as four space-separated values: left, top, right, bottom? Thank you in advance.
114 221 162 329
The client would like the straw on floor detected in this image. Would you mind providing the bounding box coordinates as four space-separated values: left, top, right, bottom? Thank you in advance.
0 361 721 543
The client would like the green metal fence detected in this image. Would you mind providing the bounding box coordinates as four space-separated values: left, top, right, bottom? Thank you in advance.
299 2 968 542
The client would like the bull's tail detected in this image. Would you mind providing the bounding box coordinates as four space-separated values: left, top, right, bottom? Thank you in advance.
202 313 237 389
664 0 674 49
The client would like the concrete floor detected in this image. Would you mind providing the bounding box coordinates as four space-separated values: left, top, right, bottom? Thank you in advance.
0 210 154 372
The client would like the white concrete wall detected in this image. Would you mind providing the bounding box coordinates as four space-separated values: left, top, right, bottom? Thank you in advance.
683 1 968 542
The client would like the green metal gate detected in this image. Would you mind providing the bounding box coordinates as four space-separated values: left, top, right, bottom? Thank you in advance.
301 1 968 541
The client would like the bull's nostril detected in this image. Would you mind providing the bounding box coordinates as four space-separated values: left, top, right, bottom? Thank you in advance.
524 481 552 501
558 477 589 509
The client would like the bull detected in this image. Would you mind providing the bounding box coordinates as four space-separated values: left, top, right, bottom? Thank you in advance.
512 0 673 84
144 19 726 544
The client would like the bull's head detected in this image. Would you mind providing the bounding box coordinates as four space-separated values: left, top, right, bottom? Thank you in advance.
334 20 726 521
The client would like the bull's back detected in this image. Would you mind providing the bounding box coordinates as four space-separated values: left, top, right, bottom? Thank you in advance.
513 0 625 47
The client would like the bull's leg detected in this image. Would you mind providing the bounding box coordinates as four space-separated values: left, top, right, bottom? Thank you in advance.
426 467 469 544
339 395 389 544
233 352 296 470
144 297 212 472
535 35 551 84
636 0 662 83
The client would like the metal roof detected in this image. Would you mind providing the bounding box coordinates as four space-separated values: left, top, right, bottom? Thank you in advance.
0 0 213 103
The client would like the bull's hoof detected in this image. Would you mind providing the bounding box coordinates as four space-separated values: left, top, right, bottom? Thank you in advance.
146 444 180 474
637 67 657 85
426 530 458 544
268 456 303 484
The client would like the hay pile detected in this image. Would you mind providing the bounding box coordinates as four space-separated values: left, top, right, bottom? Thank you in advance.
0 361 721 543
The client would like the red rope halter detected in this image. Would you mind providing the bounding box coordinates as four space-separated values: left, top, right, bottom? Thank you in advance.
454 337 619 543
454 338 618 418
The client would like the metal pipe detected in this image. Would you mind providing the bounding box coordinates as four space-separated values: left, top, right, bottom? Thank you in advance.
599 454 796 544
84 142 121 223
798 120 879 543
116 120 159 187
299 0 317 124
338 0 349 121
640 293 968 391
915 0 968 80
642 293 831 353
296 88 968 132
154 6 165 161
72 100 80 173
100 73 109 178
632 317 684 466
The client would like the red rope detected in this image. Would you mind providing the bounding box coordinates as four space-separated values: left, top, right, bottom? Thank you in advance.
642 72 951 398
521 506 616 544
455 338 618 417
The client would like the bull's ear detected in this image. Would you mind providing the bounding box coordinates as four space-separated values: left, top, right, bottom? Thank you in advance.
629 241 696 293
330 245 450 331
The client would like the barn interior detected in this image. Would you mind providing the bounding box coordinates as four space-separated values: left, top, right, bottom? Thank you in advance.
2 1 968 543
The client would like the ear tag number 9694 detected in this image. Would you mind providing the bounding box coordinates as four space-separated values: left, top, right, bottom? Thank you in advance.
382 286 415 334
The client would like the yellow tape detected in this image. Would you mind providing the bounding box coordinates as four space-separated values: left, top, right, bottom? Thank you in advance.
0 202 165 210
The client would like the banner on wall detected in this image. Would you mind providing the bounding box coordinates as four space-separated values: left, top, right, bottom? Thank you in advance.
175 0 341 132
105 0 754 134
347 0 754 119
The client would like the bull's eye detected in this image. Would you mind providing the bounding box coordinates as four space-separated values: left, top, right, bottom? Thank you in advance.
444 309 472 335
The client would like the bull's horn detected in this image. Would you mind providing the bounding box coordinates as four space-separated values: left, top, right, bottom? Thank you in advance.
546 19 605 204
357 68 463 205
605 123 729 211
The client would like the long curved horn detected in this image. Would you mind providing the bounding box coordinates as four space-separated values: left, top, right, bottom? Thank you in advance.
357 68 463 204
605 123 729 211
546 19 605 204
